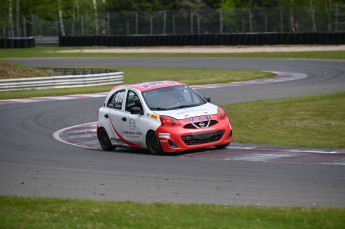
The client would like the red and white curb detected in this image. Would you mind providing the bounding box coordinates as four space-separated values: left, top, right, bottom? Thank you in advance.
0 72 306 105
53 122 345 165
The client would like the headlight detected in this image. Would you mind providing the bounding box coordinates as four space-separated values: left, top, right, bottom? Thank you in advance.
160 116 181 127
217 107 227 120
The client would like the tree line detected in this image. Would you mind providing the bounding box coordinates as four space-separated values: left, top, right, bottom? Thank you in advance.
1 0 345 37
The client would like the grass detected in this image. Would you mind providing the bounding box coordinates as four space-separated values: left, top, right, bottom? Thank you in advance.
1 196 344 229
224 91 345 148
0 59 55 79
0 63 273 100
0 46 345 59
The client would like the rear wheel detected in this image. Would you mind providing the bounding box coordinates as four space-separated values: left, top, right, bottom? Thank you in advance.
146 131 163 155
98 128 115 151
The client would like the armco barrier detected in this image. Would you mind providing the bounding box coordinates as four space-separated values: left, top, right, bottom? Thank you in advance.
0 69 123 91
59 32 345 47
0 37 35 48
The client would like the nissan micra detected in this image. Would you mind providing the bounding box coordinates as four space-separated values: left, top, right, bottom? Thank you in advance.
97 81 232 154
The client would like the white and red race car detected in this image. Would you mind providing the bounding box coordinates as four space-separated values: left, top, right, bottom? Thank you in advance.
97 81 232 154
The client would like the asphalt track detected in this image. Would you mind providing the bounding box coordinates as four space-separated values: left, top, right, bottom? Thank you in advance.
1 57 345 208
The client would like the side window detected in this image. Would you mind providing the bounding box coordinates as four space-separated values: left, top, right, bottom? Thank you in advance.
125 90 143 112
107 90 125 110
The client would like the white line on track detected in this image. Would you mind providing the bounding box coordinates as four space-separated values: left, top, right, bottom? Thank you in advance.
52 122 99 150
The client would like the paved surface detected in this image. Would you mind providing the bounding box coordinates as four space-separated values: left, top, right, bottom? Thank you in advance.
54 122 345 165
1 57 345 208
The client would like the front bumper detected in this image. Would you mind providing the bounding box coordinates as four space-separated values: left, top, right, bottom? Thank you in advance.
155 117 232 153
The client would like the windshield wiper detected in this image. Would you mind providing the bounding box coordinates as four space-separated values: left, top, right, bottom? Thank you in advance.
149 107 168 111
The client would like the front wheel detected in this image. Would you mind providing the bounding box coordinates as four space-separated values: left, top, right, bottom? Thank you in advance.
98 128 115 151
146 131 163 155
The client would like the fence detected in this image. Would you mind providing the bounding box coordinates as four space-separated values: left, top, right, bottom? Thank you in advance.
59 32 345 47
0 68 123 91
1 6 345 38
0 37 35 48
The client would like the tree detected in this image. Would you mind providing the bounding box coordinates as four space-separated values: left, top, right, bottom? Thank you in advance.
219 0 235 33
8 0 15 37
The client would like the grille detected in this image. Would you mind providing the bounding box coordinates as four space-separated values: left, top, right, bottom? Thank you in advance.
181 130 225 145
184 120 218 129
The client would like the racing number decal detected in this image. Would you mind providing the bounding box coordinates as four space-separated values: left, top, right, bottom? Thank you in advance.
114 91 125 109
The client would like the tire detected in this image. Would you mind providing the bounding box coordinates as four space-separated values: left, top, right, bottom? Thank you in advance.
146 131 164 155
215 143 230 149
98 128 115 151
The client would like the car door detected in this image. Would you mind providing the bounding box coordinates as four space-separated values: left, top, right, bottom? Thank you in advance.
106 89 127 146
120 90 146 147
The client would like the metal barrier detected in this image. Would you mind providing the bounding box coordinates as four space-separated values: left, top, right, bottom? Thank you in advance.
0 70 123 91
34 36 59 46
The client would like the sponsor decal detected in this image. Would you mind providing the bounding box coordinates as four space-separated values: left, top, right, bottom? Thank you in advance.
159 133 170 138
110 137 122 142
109 117 145 149
133 81 179 89
150 113 159 120
129 119 136 129
188 116 212 123
124 131 142 136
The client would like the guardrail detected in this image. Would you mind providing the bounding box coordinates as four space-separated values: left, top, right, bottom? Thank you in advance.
34 36 59 46
0 69 123 91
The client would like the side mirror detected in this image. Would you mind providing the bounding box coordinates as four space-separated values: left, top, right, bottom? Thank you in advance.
205 97 211 102
130 107 144 115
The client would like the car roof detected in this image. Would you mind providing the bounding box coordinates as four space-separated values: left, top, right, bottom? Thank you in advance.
112 81 186 92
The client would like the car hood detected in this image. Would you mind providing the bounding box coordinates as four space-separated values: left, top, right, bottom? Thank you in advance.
154 103 218 120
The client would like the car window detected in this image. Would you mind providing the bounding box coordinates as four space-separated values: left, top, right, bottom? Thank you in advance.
125 90 143 112
107 90 125 110
142 85 206 110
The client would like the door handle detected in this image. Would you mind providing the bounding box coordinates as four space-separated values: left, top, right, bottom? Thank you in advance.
122 117 127 121
104 114 109 118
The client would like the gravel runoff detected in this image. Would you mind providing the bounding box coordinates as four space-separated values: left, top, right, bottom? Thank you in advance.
57 45 345 53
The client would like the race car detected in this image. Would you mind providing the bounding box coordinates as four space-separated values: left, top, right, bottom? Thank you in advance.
97 80 232 154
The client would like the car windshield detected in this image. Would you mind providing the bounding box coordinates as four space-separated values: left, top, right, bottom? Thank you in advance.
142 85 207 111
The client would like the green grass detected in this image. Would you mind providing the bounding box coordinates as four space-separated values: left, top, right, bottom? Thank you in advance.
1 196 344 229
1 46 345 59
224 91 345 148
0 59 55 79
0 66 273 100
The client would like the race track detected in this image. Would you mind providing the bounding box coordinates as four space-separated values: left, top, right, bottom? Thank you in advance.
0 57 345 207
